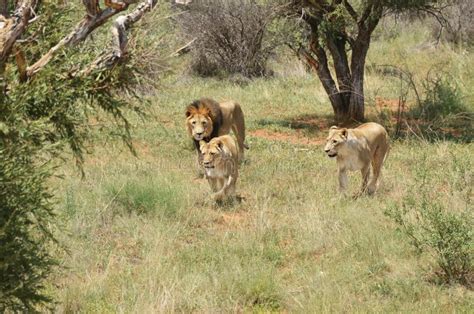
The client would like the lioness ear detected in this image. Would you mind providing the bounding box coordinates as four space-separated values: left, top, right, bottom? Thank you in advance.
341 128 348 138
330 125 338 130
199 140 206 149
216 140 224 151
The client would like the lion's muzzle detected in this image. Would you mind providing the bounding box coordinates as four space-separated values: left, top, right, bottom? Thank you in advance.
194 132 204 140
203 161 214 168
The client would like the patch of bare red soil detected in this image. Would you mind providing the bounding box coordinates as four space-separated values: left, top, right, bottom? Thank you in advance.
290 115 332 130
372 96 415 115
213 211 251 230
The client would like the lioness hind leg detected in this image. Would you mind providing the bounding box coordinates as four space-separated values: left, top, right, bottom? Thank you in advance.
360 164 371 194
368 145 388 194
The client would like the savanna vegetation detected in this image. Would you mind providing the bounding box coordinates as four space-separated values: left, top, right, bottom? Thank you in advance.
1 0 473 312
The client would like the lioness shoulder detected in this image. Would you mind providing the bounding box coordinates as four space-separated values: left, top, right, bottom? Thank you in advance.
324 122 389 195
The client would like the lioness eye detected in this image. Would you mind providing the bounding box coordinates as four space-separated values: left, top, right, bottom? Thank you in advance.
192 121 196 125
332 140 337 144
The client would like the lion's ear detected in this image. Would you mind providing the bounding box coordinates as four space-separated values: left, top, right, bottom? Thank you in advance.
185 108 192 118
341 128 348 138
185 105 196 118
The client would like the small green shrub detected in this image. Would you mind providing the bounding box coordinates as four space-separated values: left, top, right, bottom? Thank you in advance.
410 76 467 121
401 73 473 141
385 155 473 286
237 269 282 311
0 141 57 312
108 178 183 217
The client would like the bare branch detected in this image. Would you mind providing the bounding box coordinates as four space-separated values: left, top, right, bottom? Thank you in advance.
82 0 100 17
14 46 27 82
81 0 158 75
0 1 34 64
26 5 129 78
0 0 8 17
169 38 196 57
343 0 358 22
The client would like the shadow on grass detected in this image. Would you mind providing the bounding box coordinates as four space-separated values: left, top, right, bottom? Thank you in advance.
256 114 336 134
369 104 473 144
257 110 473 144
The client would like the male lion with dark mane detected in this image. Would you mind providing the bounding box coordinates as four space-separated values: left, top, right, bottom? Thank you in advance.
324 122 389 196
185 98 247 162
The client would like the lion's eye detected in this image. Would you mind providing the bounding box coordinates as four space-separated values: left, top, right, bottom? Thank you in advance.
192 121 196 125
202 121 207 125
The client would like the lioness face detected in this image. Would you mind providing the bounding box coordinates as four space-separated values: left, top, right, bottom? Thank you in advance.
324 127 347 158
199 141 222 169
185 105 213 141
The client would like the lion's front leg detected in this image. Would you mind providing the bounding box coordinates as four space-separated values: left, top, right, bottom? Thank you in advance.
338 168 349 194
207 177 220 193
212 176 235 201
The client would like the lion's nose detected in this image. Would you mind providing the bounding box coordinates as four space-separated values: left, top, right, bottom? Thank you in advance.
196 132 203 136
324 149 330 153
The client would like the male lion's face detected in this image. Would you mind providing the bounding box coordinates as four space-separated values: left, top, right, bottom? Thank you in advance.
185 105 213 141
199 140 223 169
324 126 347 158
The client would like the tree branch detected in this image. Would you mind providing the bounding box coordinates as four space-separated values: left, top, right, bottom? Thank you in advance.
26 2 129 78
308 37 343 112
0 1 35 64
14 46 27 82
0 0 8 17
326 36 351 100
80 0 158 76
343 0 358 22
82 0 99 16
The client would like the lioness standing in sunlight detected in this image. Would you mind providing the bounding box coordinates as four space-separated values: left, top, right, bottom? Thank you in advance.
324 122 389 196
199 135 239 202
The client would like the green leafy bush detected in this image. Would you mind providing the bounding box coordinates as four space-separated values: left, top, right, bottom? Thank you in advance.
0 2 163 310
385 155 473 286
410 76 468 121
0 128 57 312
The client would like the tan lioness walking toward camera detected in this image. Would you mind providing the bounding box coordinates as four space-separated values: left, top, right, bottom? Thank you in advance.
200 135 239 202
324 122 389 195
